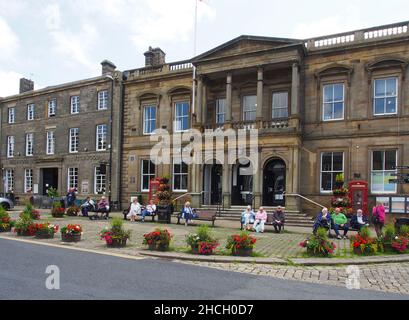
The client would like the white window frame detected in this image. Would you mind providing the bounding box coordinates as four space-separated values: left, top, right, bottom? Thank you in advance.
320 152 344 193
46 131 55 155
70 96 80 114
27 104 35 121
323 83 345 121
141 159 155 191
172 158 188 192
69 128 79 153
216 98 226 124
174 102 190 132
67 167 79 191
272 92 289 119
371 150 398 194
98 90 108 110
26 133 34 156
48 99 56 117
7 136 14 158
373 77 398 116
242 95 257 121
5 169 14 193
96 124 107 151
94 166 107 194
24 169 33 193
8 107 15 124
143 105 157 135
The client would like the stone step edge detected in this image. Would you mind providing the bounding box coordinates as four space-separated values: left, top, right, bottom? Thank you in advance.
290 255 409 266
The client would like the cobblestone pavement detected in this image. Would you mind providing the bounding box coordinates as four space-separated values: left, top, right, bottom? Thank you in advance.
176 260 409 295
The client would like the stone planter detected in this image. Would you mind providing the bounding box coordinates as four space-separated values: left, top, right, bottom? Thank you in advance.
51 210 65 218
353 246 375 256
232 247 253 257
307 247 330 257
35 232 55 239
107 238 127 248
148 243 170 252
61 233 82 243
17 230 34 237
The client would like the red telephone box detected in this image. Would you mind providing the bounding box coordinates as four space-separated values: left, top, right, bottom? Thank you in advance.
149 178 161 203
349 181 369 215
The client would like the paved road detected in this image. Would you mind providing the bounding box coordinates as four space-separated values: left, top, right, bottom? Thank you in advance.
0 239 407 300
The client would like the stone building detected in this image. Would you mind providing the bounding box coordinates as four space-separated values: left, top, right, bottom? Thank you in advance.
121 21 409 219
0 61 123 205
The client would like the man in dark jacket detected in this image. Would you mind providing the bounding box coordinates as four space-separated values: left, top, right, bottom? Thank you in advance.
313 207 331 234
272 206 285 233
66 188 76 207
350 209 370 230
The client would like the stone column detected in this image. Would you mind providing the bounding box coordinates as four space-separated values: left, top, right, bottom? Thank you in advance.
196 76 203 125
291 62 300 116
256 67 263 121
190 164 201 208
253 150 262 209
202 81 207 125
222 152 231 208
286 145 301 211
226 73 232 123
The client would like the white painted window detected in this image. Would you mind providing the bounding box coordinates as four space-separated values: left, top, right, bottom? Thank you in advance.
46 131 55 155
26 133 34 156
94 166 107 194
24 169 33 193
143 105 157 134
371 150 397 194
320 152 344 192
48 100 56 117
173 158 188 191
68 167 79 191
141 160 155 191
216 98 226 124
71 96 80 114
69 128 79 153
96 124 107 151
5 169 14 193
98 90 108 110
243 95 257 121
374 77 398 116
174 102 190 132
272 92 289 119
27 104 35 120
323 83 344 121
8 108 15 124
7 136 14 158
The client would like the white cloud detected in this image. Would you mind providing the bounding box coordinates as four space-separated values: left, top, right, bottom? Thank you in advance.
43 3 61 30
0 70 24 97
0 16 19 62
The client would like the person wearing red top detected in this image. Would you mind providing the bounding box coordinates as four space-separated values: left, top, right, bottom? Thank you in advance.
372 202 386 237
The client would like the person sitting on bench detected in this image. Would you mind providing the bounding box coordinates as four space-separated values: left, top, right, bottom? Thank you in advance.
313 207 331 234
241 206 255 230
272 206 285 233
127 197 141 222
350 209 369 231
254 207 267 233
80 196 95 217
332 207 349 240
141 199 156 222
181 201 195 226
96 196 110 219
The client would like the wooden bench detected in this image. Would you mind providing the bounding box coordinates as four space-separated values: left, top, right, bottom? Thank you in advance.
122 205 156 222
328 219 361 238
241 213 285 232
177 210 217 227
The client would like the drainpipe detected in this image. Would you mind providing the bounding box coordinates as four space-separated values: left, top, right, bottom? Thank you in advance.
105 75 114 206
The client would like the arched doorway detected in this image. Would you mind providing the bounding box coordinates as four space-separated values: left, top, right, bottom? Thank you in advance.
263 158 286 207
202 163 223 205
231 161 253 206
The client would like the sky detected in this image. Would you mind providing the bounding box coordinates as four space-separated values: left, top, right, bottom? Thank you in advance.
0 0 409 97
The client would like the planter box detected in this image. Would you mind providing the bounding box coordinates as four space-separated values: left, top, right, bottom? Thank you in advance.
232 247 253 257
35 232 55 239
353 246 375 256
307 247 330 257
61 233 81 243
107 238 127 248
17 230 34 237
148 243 170 252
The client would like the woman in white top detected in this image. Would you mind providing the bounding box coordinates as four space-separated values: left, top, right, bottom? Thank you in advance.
127 197 141 222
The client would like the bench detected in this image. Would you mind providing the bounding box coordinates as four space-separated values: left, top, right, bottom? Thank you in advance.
241 213 285 232
328 219 361 238
122 205 156 222
177 210 217 227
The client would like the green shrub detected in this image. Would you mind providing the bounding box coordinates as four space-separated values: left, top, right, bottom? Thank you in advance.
398 225 409 237
383 223 396 243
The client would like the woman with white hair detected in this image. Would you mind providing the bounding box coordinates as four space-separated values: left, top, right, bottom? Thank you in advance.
350 209 370 231
313 207 331 234
241 205 255 230
181 201 195 226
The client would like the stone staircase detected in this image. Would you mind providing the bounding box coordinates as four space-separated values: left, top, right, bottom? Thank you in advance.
199 205 314 228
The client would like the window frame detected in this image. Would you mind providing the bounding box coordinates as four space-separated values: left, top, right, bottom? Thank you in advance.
172 158 188 192
370 149 398 194
174 101 190 133
69 128 79 153
7 136 14 158
24 169 33 193
142 105 157 135
320 151 344 193
5 169 14 193
48 99 56 117
272 91 289 119
27 104 35 121
96 124 107 151
8 107 15 124
98 90 109 110
70 96 80 114
141 159 156 192
67 167 79 191
322 83 345 121
94 166 107 194
216 98 226 124
373 77 398 116
242 95 257 122
25 133 34 157
46 131 55 155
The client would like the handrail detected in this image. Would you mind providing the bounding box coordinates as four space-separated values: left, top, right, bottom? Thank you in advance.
172 193 191 202
284 193 325 209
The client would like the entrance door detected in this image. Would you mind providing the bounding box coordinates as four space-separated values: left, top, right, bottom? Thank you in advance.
263 159 286 206
42 168 59 196
231 162 253 206
203 164 222 205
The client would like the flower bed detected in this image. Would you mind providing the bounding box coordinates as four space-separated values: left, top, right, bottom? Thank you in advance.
350 227 378 256
0 208 14 232
66 206 80 217
299 228 336 257
100 218 131 248
226 231 257 256
61 224 82 242
34 223 59 239
143 228 172 251
51 203 65 218
14 214 36 237
391 236 409 254
186 225 219 255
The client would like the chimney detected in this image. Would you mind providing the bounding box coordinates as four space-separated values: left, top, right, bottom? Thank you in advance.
19 78 34 94
101 60 117 76
144 46 166 67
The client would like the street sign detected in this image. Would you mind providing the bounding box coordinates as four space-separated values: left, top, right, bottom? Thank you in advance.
389 179 409 184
